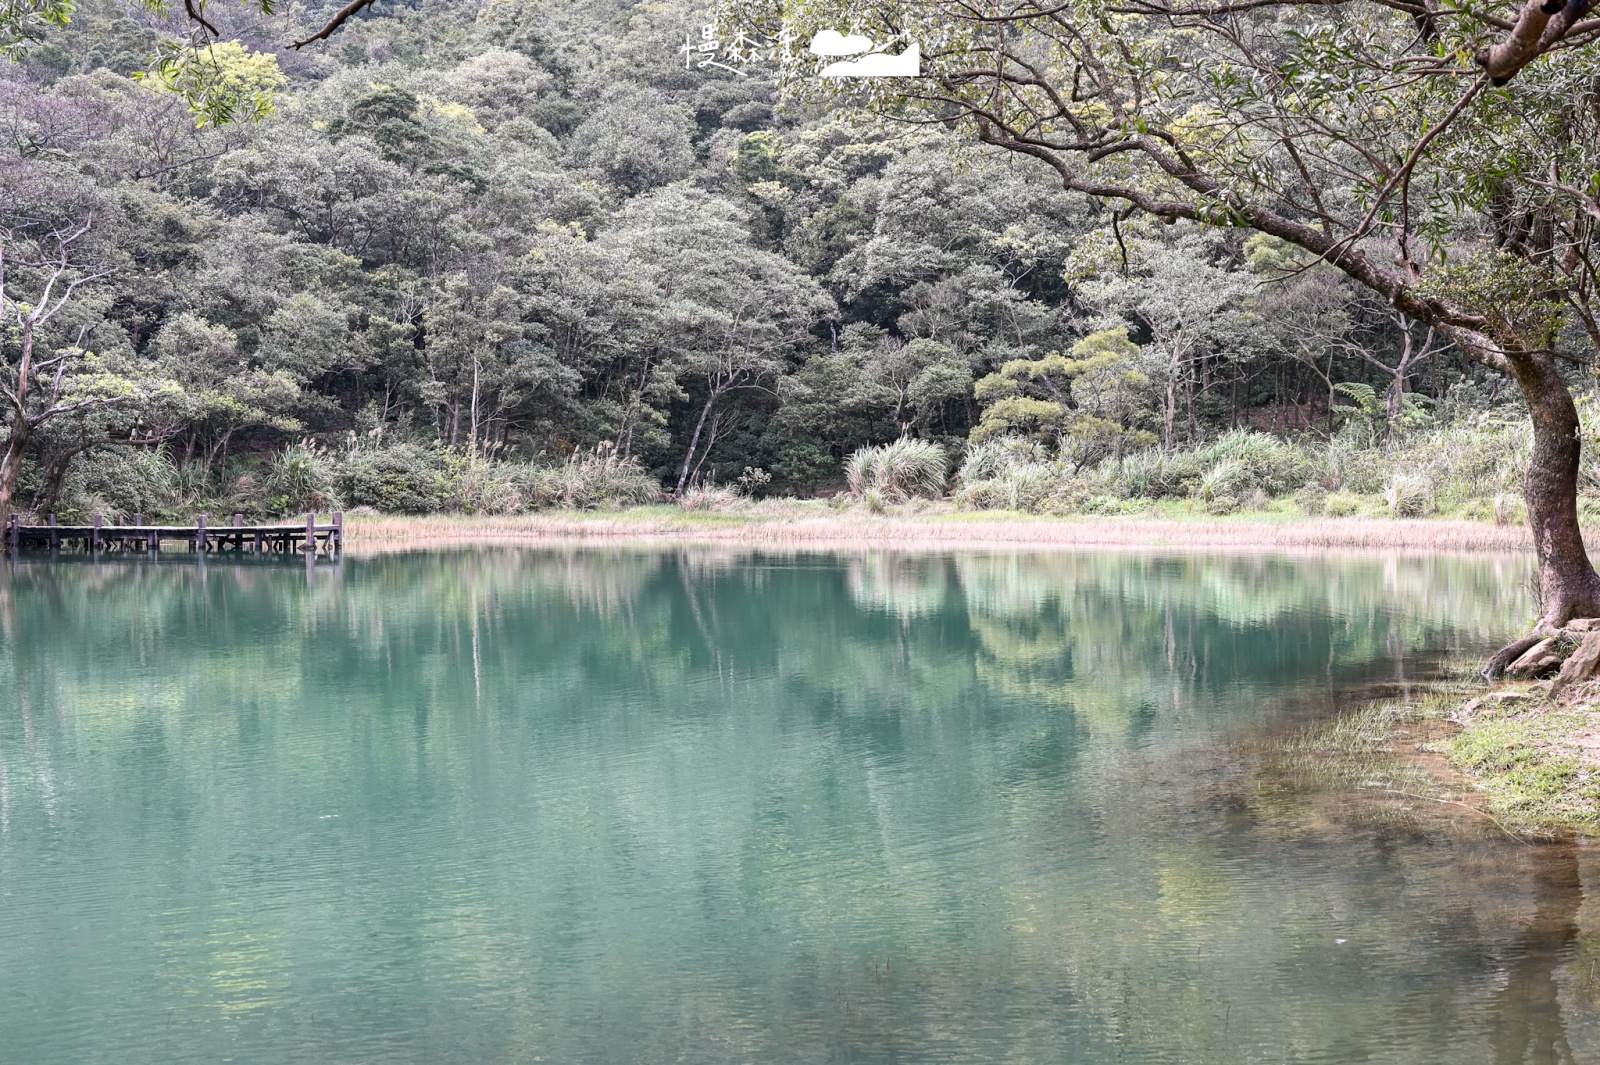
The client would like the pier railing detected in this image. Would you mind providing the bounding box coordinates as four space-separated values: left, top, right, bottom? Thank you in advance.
6 512 343 555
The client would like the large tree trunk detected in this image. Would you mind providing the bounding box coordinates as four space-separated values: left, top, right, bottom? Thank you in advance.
1485 351 1600 677
674 393 720 497
0 424 29 516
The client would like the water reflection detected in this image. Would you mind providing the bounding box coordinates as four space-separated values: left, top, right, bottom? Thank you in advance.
0 546 1591 1064
1487 843 1582 1065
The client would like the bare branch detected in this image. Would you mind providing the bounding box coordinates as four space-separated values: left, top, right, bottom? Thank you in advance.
290 0 381 50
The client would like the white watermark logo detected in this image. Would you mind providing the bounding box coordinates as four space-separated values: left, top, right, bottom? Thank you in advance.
808 30 919 77
684 23 784 76
681 21 921 79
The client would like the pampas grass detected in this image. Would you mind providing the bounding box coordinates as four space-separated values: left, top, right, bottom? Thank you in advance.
845 438 948 502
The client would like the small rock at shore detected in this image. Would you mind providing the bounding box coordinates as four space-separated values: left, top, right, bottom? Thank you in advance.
1553 631 1600 694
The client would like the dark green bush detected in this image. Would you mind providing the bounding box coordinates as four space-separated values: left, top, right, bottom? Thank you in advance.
341 444 451 514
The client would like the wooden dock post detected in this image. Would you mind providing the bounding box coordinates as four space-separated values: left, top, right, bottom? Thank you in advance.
7 517 336 557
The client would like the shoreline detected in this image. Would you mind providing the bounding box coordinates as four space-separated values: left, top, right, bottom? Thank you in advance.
1278 669 1600 838
342 505 1546 554
351 506 1588 834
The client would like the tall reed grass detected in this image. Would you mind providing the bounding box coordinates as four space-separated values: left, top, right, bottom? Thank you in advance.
845 439 949 505
341 505 1542 554
941 417 1539 522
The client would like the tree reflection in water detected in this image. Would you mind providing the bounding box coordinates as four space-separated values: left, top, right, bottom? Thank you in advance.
1492 841 1582 1065
0 546 1594 1064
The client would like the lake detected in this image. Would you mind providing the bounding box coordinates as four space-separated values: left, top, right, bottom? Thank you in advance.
0 547 1594 1063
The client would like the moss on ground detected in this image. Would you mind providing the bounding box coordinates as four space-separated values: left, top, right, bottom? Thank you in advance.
1444 692 1600 834
1282 665 1600 837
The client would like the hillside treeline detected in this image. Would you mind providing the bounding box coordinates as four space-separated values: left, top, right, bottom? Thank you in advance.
0 0 1560 518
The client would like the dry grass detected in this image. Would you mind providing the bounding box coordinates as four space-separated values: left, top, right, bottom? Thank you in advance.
342 501 1554 554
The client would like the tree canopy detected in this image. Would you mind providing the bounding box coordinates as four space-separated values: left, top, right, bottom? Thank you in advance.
6 0 1600 666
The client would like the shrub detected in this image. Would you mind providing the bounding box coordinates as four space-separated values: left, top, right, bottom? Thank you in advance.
70 446 181 520
1315 438 1387 494
957 436 1050 484
1293 483 1327 515
846 438 948 503
1494 492 1525 527
453 461 526 515
266 440 341 515
1323 490 1366 517
1197 458 1250 506
1193 430 1311 497
525 447 660 510
342 444 450 514
677 482 742 511
1383 472 1433 517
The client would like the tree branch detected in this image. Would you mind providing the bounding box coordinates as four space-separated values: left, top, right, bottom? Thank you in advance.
290 0 380 50
1477 0 1599 83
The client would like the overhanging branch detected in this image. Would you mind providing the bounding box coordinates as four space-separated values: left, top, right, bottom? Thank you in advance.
290 0 380 50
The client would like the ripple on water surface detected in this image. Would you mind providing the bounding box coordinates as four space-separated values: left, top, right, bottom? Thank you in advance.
0 547 1592 1064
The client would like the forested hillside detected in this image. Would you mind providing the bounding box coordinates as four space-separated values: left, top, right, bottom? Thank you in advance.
0 0 1584 520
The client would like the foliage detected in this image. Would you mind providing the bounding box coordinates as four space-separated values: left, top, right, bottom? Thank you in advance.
4 0 1597 525
133 40 284 126
972 327 1156 468
844 438 948 503
951 418 1545 520
1334 383 1431 447
341 444 450 515
266 439 339 514
676 482 744 511
524 447 660 511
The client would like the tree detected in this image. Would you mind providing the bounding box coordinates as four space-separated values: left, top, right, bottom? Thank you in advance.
150 311 302 474
0 199 134 513
863 336 972 436
972 327 1156 468
731 0 1600 673
568 87 696 196
2 0 380 126
608 187 833 494
1082 237 1251 449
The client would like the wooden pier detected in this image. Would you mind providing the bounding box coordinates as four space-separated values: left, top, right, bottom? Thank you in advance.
6 512 343 555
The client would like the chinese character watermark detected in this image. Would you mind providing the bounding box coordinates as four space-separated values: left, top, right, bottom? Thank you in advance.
685 23 788 76
682 23 919 78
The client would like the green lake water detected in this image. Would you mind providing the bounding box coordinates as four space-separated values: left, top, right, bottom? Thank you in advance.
1 547 1596 1063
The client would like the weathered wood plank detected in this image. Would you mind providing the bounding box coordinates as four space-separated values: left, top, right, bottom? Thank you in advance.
6 517 343 555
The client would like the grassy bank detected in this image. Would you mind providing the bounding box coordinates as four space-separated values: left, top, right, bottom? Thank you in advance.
1275 669 1600 837
343 500 1546 553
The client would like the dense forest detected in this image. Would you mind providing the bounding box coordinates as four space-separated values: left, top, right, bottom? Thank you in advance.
0 0 1594 524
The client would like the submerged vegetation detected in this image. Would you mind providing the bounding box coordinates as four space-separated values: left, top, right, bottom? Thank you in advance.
1270 667 1600 837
